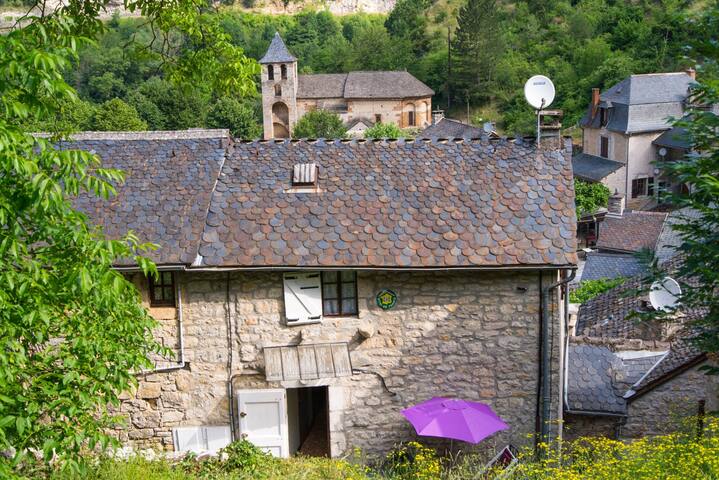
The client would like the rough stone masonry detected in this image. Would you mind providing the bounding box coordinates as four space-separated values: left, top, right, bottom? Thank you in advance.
117 269 563 456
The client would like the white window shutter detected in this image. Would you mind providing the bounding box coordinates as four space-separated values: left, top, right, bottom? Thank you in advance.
205 426 232 453
283 273 322 324
173 427 202 452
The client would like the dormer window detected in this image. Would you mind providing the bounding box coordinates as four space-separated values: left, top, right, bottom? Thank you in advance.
292 163 318 187
281 64 287 80
268 65 274 80
275 84 282 97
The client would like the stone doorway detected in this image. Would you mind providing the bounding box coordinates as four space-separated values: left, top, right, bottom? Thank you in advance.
287 386 330 457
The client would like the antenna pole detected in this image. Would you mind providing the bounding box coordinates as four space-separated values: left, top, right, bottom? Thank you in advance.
536 99 545 148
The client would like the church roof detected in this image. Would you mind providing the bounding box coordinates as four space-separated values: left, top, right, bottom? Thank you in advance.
259 32 297 64
297 71 434 100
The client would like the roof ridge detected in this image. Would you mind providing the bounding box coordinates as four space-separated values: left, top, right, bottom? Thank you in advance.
45 129 230 141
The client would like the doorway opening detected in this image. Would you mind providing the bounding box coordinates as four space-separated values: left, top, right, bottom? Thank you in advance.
287 386 330 457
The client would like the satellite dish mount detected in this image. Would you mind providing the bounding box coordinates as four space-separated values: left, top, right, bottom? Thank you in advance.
524 75 556 147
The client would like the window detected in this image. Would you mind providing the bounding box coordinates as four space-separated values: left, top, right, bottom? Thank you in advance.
149 271 176 307
281 64 287 80
274 84 282 97
375 114 382 123
632 177 648 198
600 136 609 158
408 111 416 127
321 271 357 316
282 271 358 324
600 107 608 127
268 65 274 80
647 177 655 196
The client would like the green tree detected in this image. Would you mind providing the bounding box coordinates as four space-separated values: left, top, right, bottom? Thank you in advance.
92 98 148 131
0 0 257 476
206 97 262 139
346 23 412 72
364 122 406 139
293 110 347 139
385 0 431 57
135 77 208 131
651 2 719 369
574 179 611 218
451 0 505 104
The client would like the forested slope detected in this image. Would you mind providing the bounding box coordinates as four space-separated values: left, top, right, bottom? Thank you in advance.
21 0 707 137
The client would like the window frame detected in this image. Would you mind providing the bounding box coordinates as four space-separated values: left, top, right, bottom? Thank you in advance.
281 64 287 80
600 107 608 127
600 136 609 158
408 111 416 127
274 84 282 97
268 65 274 80
149 271 176 308
631 177 648 198
320 271 358 317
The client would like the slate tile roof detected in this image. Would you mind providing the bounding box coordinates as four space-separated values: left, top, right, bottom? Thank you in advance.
653 126 691 150
197 138 578 268
566 343 628 414
297 71 434 100
420 118 485 139
630 337 705 395
596 211 668 253
259 32 297 64
68 130 229 266
655 207 701 265
571 152 624 182
580 252 645 281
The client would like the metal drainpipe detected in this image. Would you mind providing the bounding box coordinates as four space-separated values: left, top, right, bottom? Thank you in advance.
540 268 576 446
226 272 236 442
151 275 186 373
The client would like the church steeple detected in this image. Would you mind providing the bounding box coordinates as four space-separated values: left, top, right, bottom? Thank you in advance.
260 33 299 139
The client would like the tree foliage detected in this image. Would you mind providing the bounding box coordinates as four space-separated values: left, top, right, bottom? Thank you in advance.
652 2 719 369
569 278 626 304
0 0 257 476
93 98 148 131
206 97 262 139
364 122 406 139
574 179 611 218
293 110 347 138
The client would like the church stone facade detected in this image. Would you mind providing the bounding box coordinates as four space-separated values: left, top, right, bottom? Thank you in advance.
260 33 434 139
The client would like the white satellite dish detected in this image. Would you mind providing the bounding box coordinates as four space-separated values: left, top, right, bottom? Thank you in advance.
649 276 682 312
524 75 556 110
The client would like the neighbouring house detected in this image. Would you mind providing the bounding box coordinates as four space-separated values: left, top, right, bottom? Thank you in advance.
260 33 434 139
68 129 578 457
565 259 717 439
574 71 696 210
420 115 499 139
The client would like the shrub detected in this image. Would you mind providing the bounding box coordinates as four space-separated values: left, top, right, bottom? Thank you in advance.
380 441 442 480
92 98 148 131
293 110 347 139
206 97 262 139
575 179 611 218
363 122 405 139
569 277 626 304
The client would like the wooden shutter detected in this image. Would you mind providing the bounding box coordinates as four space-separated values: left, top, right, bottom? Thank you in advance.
283 273 322 324
173 426 230 453
600 136 609 158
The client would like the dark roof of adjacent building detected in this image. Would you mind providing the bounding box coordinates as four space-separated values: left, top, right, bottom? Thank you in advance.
629 337 705 395
596 211 668 253
601 73 694 105
566 343 628 414
580 252 646 282
68 130 230 266
571 153 624 182
655 207 701 265
197 137 577 268
297 71 434 100
653 126 691 150
420 118 484 138
579 72 693 134
259 32 297 64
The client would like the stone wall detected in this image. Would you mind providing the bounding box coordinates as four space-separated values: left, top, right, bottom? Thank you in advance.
622 362 717 438
563 414 620 440
117 269 564 456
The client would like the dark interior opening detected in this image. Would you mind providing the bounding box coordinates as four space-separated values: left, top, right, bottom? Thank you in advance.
288 386 329 457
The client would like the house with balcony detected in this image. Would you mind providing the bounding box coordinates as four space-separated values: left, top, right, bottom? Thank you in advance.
573 71 696 210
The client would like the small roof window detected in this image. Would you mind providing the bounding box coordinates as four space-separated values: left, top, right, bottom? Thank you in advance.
292 163 318 187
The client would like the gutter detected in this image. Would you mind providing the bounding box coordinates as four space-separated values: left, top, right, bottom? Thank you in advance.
114 264 578 273
539 268 576 445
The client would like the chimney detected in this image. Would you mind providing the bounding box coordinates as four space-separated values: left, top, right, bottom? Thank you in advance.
607 189 625 217
685 68 696 80
431 110 444 125
591 88 600 117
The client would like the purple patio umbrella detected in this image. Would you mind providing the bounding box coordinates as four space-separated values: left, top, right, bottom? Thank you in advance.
401 397 509 444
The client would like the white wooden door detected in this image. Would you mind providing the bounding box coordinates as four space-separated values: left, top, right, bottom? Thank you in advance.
237 389 289 458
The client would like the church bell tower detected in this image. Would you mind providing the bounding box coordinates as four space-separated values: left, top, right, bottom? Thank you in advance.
260 33 298 139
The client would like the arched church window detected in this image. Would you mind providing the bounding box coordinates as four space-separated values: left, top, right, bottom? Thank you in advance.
275 84 282 97
268 65 274 80
281 64 287 80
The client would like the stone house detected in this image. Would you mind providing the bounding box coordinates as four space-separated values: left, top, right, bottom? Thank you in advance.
565 258 718 439
573 71 696 210
71 129 578 457
260 33 434 139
